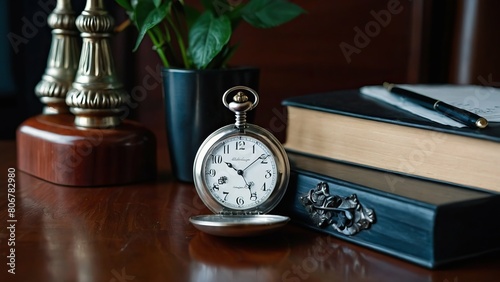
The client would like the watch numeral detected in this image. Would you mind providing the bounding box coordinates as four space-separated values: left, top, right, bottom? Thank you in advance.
260 154 269 164
207 169 216 177
223 191 229 201
265 170 272 179
223 144 230 154
236 196 244 206
261 182 267 191
250 192 257 201
236 140 245 150
252 144 255 154
212 184 219 191
211 155 222 164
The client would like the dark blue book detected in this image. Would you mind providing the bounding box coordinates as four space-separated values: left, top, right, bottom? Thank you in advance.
282 89 500 193
280 152 500 268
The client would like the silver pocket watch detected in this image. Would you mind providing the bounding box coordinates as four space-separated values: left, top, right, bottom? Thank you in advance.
190 86 290 236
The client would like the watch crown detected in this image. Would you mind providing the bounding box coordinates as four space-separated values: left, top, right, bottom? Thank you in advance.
222 86 260 130
229 94 253 113
233 92 248 102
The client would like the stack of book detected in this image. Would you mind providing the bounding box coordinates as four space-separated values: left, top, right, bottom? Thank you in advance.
279 86 500 268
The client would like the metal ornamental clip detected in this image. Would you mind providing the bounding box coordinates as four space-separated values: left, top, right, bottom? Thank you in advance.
300 182 376 236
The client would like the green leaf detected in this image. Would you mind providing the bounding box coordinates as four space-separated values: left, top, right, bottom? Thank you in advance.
241 0 305 28
133 1 171 51
129 0 162 20
188 12 231 69
206 43 239 69
115 0 133 11
131 0 140 9
131 1 155 26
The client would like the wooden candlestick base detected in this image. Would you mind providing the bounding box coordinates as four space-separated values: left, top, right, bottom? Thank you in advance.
16 114 157 186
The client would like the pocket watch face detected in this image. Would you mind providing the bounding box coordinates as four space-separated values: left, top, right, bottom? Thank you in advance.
202 135 278 210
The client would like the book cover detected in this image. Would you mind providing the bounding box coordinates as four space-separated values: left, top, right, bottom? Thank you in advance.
280 152 500 268
282 89 500 192
282 89 500 141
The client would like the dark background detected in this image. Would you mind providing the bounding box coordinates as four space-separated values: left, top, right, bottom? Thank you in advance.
2 0 499 148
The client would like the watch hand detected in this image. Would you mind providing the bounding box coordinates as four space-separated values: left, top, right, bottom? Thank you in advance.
242 154 268 171
227 160 260 193
236 169 254 192
225 162 236 170
227 161 250 188
227 162 247 176
242 178 255 196
226 161 247 174
246 181 254 190
240 173 249 185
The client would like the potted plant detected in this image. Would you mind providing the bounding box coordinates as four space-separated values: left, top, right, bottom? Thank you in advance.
115 0 305 182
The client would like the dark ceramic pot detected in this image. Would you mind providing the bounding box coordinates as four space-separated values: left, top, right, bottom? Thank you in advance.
162 67 259 182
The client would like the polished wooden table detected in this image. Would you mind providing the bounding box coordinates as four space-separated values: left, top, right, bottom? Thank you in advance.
1 140 499 282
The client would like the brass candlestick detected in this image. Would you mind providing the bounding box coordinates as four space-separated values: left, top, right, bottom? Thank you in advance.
34 0 79 114
66 0 128 128
17 0 156 186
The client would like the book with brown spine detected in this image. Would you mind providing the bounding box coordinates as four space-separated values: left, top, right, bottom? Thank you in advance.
282 88 500 193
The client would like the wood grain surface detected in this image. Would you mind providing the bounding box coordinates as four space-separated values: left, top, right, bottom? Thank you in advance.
1 140 500 281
